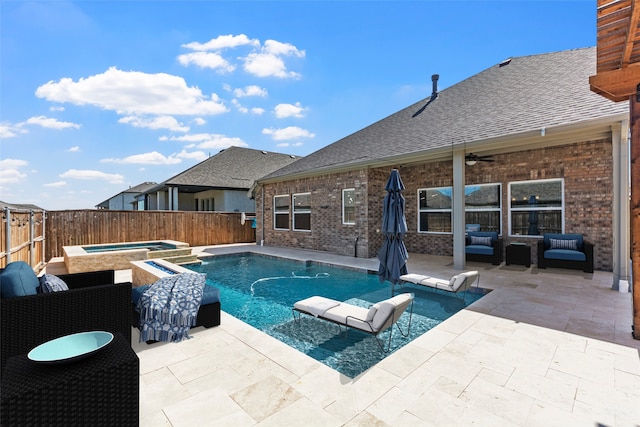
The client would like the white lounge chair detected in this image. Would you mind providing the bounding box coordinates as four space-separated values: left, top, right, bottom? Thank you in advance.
292 293 414 352
399 270 479 295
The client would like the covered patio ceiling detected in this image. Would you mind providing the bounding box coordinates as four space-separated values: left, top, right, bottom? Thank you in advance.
590 0 640 101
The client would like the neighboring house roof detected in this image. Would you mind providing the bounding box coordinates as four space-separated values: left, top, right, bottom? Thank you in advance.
96 182 158 208
149 146 300 193
0 201 45 211
262 47 629 181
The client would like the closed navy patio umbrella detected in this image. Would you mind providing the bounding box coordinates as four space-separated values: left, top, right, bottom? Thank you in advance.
378 169 409 288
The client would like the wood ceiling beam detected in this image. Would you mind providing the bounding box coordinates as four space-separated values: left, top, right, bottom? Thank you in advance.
623 0 640 65
590 62 640 101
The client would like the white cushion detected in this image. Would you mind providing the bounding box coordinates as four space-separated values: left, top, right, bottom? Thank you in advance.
365 303 380 322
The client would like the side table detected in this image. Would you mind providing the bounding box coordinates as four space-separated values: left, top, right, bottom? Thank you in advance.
506 243 531 267
1 332 139 426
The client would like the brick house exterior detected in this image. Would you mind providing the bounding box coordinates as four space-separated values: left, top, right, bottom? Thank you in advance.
254 48 629 280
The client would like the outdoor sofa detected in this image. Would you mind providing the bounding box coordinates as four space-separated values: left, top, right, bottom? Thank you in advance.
0 261 132 377
537 233 594 273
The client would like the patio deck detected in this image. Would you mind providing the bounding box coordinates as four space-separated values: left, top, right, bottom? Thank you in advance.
57 243 640 426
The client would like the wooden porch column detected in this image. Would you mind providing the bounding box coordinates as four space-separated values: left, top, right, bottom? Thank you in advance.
631 95 640 339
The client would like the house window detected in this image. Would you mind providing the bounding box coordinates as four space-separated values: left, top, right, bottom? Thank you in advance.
465 183 501 233
509 179 563 236
274 195 290 230
342 188 356 225
418 187 452 233
293 192 311 231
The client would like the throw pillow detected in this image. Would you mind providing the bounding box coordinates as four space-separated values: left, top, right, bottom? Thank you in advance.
550 238 578 250
365 303 380 322
470 235 492 246
39 274 69 293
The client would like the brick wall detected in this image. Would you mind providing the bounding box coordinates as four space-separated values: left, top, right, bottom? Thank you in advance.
258 138 614 271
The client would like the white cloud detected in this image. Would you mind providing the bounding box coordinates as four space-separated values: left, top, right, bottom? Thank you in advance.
243 39 305 78
60 169 124 184
192 118 206 125
177 52 235 73
163 133 247 151
0 124 25 139
182 34 259 51
251 107 265 115
262 126 315 140
25 115 80 129
231 99 248 113
119 115 189 132
274 102 306 118
49 106 65 112
68 146 80 152
0 159 28 184
44 181 67 187
277 142 304 147
233 85 267 97
101 151 182 165
35 67 228 116
175 149 208 162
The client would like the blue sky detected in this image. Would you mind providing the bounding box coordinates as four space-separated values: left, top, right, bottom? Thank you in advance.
1 1 595 210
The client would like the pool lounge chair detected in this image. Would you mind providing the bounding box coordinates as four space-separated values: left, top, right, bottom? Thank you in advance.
292 293 414 352
399 270 479 296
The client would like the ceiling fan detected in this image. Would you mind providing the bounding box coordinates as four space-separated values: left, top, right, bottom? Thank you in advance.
465 153 494 165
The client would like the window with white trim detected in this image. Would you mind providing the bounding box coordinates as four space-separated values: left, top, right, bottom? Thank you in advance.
342 188 355 225
293 192 311 231
418 187 452 233
273 195 290 230
509 179 563 236
465 183 501 233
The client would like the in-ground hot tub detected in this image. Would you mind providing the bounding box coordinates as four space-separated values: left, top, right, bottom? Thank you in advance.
63 240 190 274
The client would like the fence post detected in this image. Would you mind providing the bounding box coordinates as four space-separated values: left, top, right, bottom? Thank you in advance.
29 210 35 267
4 207 10 264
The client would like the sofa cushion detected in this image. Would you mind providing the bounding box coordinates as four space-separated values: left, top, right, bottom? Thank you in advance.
543 233 584 251
132 283 220 306
550 238 578 250
0 261 40 298
544 249 587 262
470 235 492 246
465 245 494 256
39 274 69 293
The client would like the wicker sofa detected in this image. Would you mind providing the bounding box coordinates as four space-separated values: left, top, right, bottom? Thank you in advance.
537 233 594 273
0 262 132 376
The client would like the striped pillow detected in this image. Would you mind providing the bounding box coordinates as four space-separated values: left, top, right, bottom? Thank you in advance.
470 235 492 246
550 238 578 250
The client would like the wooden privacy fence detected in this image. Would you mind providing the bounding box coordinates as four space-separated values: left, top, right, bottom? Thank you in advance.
0 209 256 269
0 208 46 270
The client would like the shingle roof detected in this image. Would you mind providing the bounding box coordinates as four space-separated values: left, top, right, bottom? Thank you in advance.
0 201 45 211
262 47 628 181
158 146 299 190
96 182 158 207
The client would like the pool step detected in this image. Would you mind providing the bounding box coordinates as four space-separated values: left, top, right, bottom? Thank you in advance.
147 248 193 259
163 255 202 266
145 248 201 266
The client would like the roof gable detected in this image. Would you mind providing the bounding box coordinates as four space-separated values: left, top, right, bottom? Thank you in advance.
161 146 299 190
263 47 628 181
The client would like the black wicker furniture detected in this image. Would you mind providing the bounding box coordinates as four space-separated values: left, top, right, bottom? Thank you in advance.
1 332 139 426
537 233 594 273
131 282 221 338
465 231 503 265
1 267 132 376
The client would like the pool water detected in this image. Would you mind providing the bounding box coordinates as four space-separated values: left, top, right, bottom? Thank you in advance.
186 253 487 378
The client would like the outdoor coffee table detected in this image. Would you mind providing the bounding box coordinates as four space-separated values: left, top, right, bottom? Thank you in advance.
1 332 139 426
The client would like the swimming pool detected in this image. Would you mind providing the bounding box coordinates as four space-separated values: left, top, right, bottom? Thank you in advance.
185 253 487 378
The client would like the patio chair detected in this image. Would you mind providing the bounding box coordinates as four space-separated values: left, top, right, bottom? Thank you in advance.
399 270 479 304
0 262 132 377
292 293 414 352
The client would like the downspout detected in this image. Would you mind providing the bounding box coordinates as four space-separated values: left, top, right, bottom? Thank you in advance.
261 185 265 246
354 234 359 258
